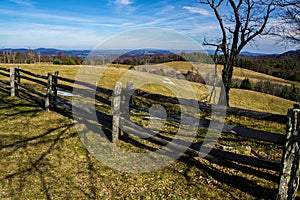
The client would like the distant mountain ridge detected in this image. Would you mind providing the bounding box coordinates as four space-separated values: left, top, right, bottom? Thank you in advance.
1 48 91 57
1 48 299 58
239 49 300 62
282 49 300 55
239 51 267 56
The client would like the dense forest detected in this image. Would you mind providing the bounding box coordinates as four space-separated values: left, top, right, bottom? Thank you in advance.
219 50 300 102
236 50 300 81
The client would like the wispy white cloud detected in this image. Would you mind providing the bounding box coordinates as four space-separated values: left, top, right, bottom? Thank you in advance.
186 24 220 34
0 8 134 28
99 28 204 50
115 0 133 6
0 0 286 52
158 5 175 15
8 0 35 6
107 0 135 13
0 22 106 49
183 6 210 16
0 3 216 49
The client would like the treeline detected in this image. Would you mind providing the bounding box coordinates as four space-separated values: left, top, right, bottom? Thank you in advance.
0 49 214 66
111 53 186 65
0 50 208 65
0 50 83 65
235 57 300 82
52 55 83 65
110 52 213 65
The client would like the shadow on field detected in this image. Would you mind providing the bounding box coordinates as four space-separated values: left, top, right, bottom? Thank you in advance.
0 93 101 199
119 132 279 199
0 90 279 199
179 156 277 199
0 87 10 96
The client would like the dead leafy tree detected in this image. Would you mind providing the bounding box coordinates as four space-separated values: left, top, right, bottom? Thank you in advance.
198 0 277 105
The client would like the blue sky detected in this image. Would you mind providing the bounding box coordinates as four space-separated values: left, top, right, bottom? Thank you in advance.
0 0 291 53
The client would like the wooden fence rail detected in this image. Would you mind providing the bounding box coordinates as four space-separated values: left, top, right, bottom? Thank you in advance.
0 71 10 77
127 103 285 146
54 74 113 96
0 68 10 93
0 66 299 200
132 89 286 123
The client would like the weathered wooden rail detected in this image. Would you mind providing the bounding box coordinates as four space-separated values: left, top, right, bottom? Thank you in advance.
0 66 299 200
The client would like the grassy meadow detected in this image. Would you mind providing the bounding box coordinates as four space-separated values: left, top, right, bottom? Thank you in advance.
0 62 297 199
0 90 281 199
150 61 300 86
0 62 295 114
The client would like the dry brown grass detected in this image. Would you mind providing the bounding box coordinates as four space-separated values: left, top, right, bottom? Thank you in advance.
1 62 295 199
230 89 294 115
0 92 279 200
0 63 295 115
145 61 300 86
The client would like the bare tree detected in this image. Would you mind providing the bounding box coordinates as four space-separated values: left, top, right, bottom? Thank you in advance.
275 0 300 45
198 0 277 105
27 48 36 64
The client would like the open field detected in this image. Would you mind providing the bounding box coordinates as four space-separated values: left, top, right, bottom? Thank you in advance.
142 61 300 86
0 63 294 115
0 85 285 199
2 61 299 87
0 62 297 199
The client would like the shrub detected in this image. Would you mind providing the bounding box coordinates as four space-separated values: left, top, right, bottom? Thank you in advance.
290 85 300 102
280 86 290 99
240 78 253 90
230 79 240 88
66 58 76 65
129 65 135 70
53 59 62 65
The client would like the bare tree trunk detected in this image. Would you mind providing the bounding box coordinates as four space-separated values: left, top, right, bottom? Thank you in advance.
219 64 233 106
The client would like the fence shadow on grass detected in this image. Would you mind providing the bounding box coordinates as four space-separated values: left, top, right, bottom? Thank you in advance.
179 156 278 199
106 116 279 200
0 86 283 200
0 99 280 199
0 95 85 199
0 124 78 199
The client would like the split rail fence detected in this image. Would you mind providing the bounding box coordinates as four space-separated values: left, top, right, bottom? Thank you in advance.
0 66 299 200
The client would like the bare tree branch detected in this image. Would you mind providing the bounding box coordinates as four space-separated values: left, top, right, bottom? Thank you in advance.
198 0 278 105
273 0 300 45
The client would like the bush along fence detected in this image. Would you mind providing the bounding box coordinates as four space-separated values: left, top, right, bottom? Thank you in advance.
0 66 299 200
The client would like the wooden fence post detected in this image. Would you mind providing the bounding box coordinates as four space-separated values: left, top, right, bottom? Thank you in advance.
124 81 133 121
112 82 122 143
52 71 59 110
277 105 300 200
45 72 52 111
15 66 21 97
10 66 15 97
